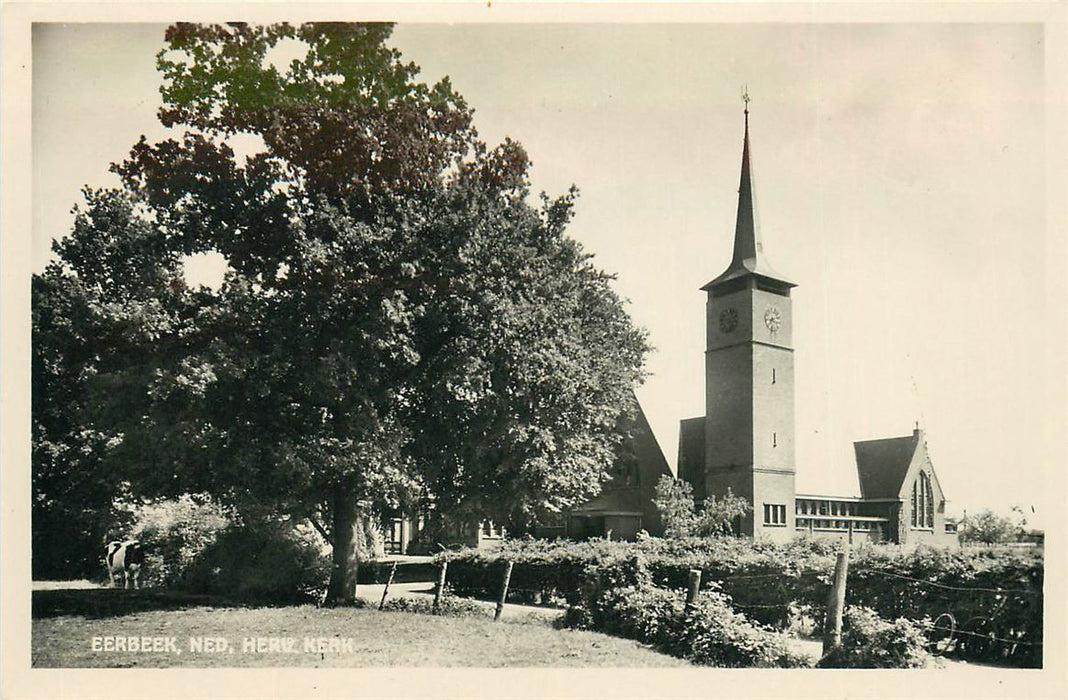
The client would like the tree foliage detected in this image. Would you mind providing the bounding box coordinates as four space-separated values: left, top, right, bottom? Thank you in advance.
957 508 1028 545
32 246 142 578
652 475 698 538
652 476 750 538
32 22 648 597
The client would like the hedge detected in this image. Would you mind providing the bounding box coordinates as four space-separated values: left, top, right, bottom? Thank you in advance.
438 537 1043 667
588 582 811 668
440 537 837 627
848 545 1042 667
561 550 812 667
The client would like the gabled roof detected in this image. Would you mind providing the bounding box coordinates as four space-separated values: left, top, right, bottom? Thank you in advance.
570 487 644 515
854 431 921 499
896 429 945 503
702 107 794 291
569 392 672 527
624 397 673 490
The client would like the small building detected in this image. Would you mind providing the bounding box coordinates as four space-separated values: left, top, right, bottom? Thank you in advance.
383 513 506 555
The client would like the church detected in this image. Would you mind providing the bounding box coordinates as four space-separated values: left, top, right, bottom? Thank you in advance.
568 103 959 548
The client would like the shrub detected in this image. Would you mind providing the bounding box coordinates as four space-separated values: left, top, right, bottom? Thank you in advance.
353 515 385 561
441 538 633 608
564 549 810 667
124 494 234 587
958 509 1027 545
818 606 930 668
182 521 330 602
652 476 699 538
122 494 329 601
588 583 811 668
652 476 751 537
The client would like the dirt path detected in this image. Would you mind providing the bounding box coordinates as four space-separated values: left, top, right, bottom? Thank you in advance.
356 581 565 622
34 579 565 622
33 580 102 590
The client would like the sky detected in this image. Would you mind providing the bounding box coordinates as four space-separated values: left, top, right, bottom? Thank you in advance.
32 21 1063 528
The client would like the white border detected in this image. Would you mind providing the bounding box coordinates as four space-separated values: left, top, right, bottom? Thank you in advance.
3 3 1066 699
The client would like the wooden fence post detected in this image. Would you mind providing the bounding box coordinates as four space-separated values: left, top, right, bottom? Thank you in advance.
494 561 514 622
433 560 448 614
378 561 398 611
822 544 850 655
686 569 702 607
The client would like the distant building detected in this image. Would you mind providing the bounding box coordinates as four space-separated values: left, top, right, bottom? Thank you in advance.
383 514 506 555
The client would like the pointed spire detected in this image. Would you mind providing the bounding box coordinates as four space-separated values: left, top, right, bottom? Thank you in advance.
732 94 759 268
702 93 794 291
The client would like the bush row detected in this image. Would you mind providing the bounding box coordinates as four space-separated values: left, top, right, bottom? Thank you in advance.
583 581 812 667
440 536 838 622
563 551 812 667
846 545 1042 667
438 536 1042 666
380 594 488 618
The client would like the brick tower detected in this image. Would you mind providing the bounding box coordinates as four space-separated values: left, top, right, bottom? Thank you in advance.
700 101 796 541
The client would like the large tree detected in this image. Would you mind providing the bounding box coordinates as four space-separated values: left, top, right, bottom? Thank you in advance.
33 23 648 603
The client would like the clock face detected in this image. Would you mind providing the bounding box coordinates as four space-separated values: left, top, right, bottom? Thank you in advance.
764 306 782 333
719 308 739 333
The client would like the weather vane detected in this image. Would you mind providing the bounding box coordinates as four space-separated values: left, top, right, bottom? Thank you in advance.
742 85 750 113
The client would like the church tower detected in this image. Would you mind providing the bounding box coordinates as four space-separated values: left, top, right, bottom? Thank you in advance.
701 100 796 541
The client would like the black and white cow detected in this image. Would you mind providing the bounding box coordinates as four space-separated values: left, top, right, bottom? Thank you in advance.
105 540 145 589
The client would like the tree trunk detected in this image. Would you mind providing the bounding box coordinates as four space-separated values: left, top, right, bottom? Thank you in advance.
324 481 359 606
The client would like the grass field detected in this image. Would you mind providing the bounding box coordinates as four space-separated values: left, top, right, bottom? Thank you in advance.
31 588 688 668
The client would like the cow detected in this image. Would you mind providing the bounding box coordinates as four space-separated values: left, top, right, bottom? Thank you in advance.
105 540 145 589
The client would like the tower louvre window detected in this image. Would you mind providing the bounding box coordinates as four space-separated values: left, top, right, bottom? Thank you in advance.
773 432 777 447
755 279 791 297
709 277 749 298
772 368 776 384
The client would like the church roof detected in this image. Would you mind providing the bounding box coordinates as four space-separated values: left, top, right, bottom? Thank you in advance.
702 105 795 291
569 392 672 527
570 487 645 515
623 397 673 489
854 431 921 499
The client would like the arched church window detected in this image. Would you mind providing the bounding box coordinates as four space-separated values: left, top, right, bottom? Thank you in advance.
911 472 934 529
923 473 934 528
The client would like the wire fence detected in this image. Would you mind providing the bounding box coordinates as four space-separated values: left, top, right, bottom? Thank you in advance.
859 567 1039 596
929 621 1042 648
433 553 1041 667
